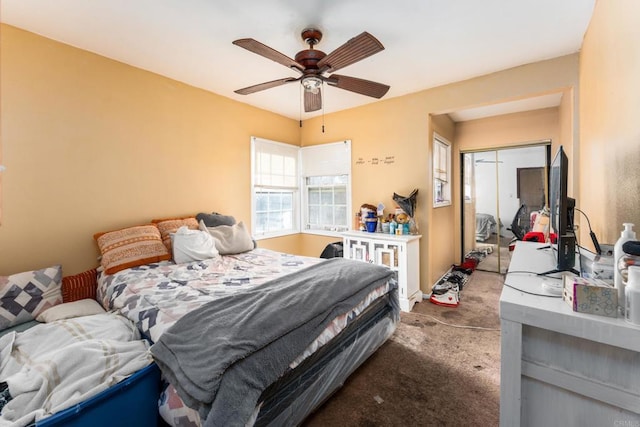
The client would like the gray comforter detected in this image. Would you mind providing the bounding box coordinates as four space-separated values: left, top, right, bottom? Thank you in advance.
150 257 395 427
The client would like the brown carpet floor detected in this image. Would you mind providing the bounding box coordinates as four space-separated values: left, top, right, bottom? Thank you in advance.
304 270 503 427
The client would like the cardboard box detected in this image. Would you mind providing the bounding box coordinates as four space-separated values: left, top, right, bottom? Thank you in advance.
563 276 618 318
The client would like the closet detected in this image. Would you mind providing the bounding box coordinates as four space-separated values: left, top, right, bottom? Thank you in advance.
461 144 549 273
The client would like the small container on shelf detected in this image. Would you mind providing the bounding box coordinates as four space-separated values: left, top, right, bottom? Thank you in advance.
364 218 377 233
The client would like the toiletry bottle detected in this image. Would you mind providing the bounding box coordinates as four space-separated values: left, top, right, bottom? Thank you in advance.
625 266 640 325
615 223 636 313
390 219 397 235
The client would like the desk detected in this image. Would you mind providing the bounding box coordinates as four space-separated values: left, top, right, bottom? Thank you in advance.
500 241 640 426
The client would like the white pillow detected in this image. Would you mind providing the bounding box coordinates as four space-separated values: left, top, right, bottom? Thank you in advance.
199 220 255 255
171 226 220 264
36 299 106 323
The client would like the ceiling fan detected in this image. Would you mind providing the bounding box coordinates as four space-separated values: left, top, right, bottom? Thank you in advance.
232 28 390 112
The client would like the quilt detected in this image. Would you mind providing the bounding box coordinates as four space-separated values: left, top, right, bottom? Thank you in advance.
97 248 324 343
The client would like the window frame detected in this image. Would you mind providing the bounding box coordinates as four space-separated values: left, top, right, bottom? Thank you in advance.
433 134 452 208
302 174 351 236
251 137 300 240
251 138 352 239
300 140 352 238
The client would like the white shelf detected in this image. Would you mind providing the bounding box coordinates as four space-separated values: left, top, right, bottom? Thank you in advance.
342 231 422 312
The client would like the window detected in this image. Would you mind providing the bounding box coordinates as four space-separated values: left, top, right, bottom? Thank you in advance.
251 137 299 238
300 141 351 235
433 134 451 207
305 175 349 232
251 138 351 238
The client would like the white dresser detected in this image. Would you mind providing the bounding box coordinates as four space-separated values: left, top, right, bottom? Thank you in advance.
342 230 422 312
500 241 640 426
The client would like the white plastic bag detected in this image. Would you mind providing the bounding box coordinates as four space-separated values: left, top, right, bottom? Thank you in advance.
171 226 219 264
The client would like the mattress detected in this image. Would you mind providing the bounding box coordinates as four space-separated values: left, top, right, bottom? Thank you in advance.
97 248 399 426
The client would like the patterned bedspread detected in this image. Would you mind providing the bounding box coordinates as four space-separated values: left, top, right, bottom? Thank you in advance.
97 248 323 343
97 248 394 427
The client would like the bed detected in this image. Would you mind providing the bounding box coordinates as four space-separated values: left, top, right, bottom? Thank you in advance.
475 213 497 241
97 246 399 426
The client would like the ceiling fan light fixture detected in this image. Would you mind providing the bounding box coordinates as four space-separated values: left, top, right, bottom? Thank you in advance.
301 76 322 94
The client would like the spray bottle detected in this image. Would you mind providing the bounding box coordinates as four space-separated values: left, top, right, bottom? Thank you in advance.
615 223 636 314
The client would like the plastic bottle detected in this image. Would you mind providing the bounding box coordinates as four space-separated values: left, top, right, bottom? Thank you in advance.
625 266 640 325
615 223 636 313
389 219 397 235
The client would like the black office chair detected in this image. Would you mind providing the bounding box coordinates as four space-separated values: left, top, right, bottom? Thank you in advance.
508 204 529 241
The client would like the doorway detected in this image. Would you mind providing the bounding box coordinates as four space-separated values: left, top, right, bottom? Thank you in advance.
461 144 549 273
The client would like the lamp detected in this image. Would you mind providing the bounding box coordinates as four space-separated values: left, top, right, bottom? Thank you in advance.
301 76 322 94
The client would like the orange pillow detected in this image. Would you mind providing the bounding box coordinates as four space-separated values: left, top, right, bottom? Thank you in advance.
94 224 171 274
62 268 98 303
152 217 199 252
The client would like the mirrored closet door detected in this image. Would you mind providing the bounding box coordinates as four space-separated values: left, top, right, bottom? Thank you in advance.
462 144 548 273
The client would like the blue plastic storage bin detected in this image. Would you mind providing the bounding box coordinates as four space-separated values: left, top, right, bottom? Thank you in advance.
36 363 161 427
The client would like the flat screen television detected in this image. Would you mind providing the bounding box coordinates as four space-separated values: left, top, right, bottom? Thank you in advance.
547 145 578 275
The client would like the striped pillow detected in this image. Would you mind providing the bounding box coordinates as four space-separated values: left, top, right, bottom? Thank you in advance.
62 268 98 303
152 217 199 253
94 225 171 274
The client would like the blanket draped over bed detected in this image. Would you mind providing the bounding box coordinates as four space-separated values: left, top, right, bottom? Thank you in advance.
0 313 152 427
150 257 396 427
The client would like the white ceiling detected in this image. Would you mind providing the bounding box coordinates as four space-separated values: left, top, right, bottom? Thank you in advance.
0 0 595 120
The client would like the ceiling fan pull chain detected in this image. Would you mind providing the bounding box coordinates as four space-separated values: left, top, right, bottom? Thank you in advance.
299 84 303 128
322 85 325 133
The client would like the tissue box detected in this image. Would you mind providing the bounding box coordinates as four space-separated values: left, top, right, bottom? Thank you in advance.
563 276 618 318
580 252 615 284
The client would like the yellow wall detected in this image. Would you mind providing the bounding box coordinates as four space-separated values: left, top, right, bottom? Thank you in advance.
455 107 559 152
429 114 456 283
579 0 640 245
453 106 560 258
0 24 300 275
2 23 583 293
301 55 579 289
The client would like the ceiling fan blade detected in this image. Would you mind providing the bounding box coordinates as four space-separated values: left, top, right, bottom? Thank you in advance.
233 38 304 72
304 89 322 112
325 74 390 98
317 32 384 73
235 77 299 95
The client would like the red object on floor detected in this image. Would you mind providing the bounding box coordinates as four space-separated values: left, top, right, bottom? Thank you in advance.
523 231 545 243
461 258 478 271
549 233 558 244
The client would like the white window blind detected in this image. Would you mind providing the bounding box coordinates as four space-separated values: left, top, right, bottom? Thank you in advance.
300 140 351 176
253 138 298 188
434 138 449 182
251 137 299 238
300 141 352 234
433 134 452 207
